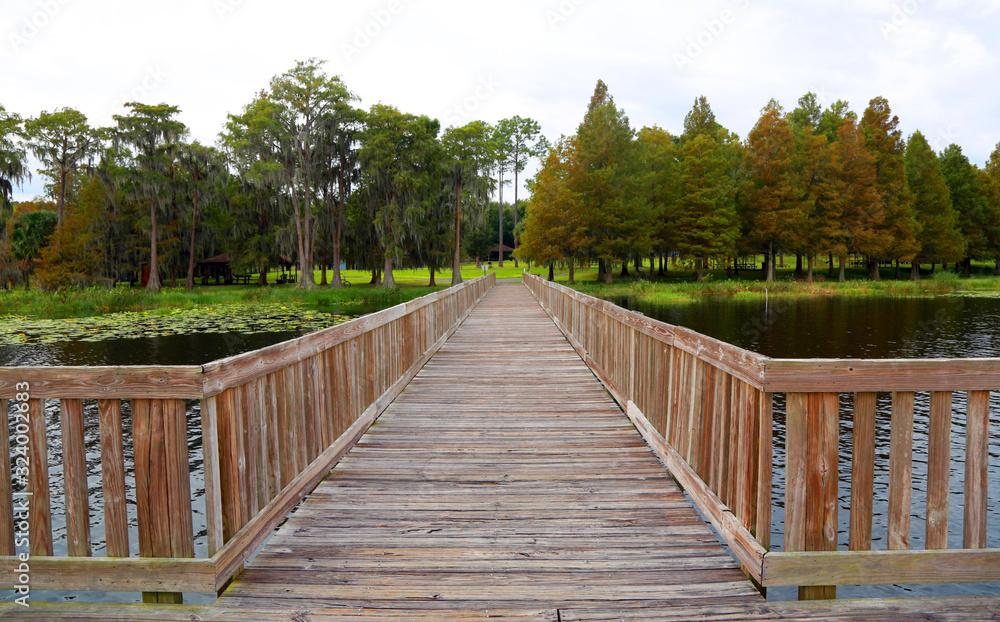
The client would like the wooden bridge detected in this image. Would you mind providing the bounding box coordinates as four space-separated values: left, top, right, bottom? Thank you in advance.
2 275 1000 620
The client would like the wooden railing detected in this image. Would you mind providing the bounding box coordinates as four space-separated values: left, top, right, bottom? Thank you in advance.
0 274 494 602
524 272 999 600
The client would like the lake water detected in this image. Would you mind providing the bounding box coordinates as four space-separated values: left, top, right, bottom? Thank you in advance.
612 294 1000 601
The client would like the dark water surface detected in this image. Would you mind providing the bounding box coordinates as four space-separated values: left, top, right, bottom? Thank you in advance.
612 294 1000 601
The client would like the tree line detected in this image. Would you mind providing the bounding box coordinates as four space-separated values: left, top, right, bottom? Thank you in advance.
520 81 1000 283
0 58 548 291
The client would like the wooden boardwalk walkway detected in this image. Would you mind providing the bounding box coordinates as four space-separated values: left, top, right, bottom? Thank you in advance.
211 282 762 619
6 282 999 620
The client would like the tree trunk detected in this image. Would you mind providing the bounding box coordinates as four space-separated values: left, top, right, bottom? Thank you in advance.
806 254 814 283
869 259 881 281
320 252 328 286
894 261 900 281
147 201 161 292
382 256 396 289
428 265 436 287
331 154 347 289
568 259 576 285
795 253 803 279
547 260 554 282
597 259 605 282
650 254 655 280
620 260 629 278
963 258 972 278
995 259 999 276
57 169 68 227
828 253 835 279
765 242 776 283
838 255 846 283
369 269 381 285
498 173 505 269
635 256 642 272
658 253 665 276
288 175 310 291
695 258 704 283
185 184 199 290
452 180 464 285
605 261 614 285
513 162 520 269
911 262 920 281
258 267 268 286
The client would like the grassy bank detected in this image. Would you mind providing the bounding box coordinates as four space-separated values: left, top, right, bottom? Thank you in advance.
526 266 1000 304
0 279 443 319
0 264 527 319
8 259 1000 319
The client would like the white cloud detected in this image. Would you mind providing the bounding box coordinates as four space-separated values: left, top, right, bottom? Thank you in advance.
5 0 999 201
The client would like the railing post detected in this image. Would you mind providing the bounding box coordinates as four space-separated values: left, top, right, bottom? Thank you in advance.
785 392 838 600
134 398 194 604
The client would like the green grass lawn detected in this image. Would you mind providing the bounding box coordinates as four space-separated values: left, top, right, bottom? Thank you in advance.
0 264 517 319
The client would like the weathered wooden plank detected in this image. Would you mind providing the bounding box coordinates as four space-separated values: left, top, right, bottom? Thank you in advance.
764 359 1000 393
0 367 204 399
26 398 51 556
926 391 953 550
763 548 1000 587
625 401 766 583
800 392 839 600
98 399 129 557
201 395 224 556
784 393 808 556
755 390 772 550
888 392 915 551
135 399 194 561
217 389 242 542
163 399 194 559
0 556 216 593
964 390 990 549
211 276 492 591
849 392 876 552
60 398 91 557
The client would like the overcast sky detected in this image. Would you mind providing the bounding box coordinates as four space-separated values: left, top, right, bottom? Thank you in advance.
3 0 999 201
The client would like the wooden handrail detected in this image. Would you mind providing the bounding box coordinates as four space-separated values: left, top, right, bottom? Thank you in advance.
523 272 999 600
0 274 496 599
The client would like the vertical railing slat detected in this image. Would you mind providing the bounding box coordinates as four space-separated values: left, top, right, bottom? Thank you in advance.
201 395 224 556
164 399 194 559
98 399 129 557
26 398 51 556
217 389 242 542
784 392 808 556
60 398 90 557
964 390 990 549
888 391 915 551
850 392 877 551
801 392 839 600
755 389 773 551
926 391 953 550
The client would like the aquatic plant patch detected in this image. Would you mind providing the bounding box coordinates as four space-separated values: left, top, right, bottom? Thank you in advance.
0 303 348 346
